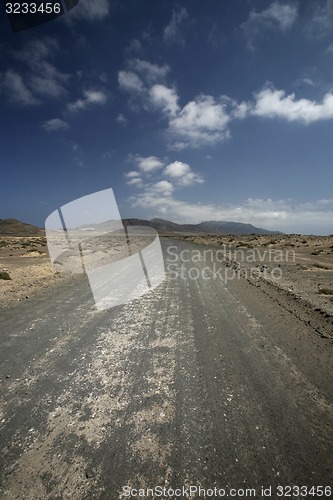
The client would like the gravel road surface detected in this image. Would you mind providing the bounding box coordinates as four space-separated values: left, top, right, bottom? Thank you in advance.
0 238 332 499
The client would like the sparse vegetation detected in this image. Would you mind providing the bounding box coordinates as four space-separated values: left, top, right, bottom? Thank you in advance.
318 288 333 295
313 263 330 270
0 271 11 280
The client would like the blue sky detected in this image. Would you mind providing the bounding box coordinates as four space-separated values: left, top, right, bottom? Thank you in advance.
0 0 332 234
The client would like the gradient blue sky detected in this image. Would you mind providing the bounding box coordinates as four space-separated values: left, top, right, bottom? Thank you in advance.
0 0 332 234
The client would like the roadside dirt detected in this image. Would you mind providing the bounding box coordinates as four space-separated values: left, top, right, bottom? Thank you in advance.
0 236 77 310
168 233 333 312
0 232 153 310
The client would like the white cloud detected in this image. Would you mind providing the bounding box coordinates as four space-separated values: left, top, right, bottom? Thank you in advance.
125 171 140 178
67 0 109 20
294 77 315 88
151 180 174 195
118 71 144 93
252 85 333 123
164 161 204 186
118 61 234 148
178 171 205 187
164 6 190 45
306 0 333 39
126 157 204 190
135 156 165 172
169 95 232 149
12 38 70 100
68 89 107 112
116 113 127 125
29 73 68 98
242 2 298 49
42 118 69 131
149 84 179 116
129 59 170 83
12 38 58 66
164 161 190 177
246 2 297 31
0 70 40 106
125 39 142 55
127 177 143 186
118 56 333 149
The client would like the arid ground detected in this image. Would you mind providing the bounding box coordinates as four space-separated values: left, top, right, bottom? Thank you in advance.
1 233 332 318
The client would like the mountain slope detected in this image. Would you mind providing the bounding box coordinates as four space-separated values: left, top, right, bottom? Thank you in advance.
0 219 44 236
146 218 279 235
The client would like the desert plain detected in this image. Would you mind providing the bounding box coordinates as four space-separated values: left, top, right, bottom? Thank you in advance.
0 231 332 323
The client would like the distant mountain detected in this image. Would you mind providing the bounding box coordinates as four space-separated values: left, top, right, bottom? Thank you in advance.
76 217 280 235
0 219 44 236
196 220 278 235
0 216 279 237
124 217 280 235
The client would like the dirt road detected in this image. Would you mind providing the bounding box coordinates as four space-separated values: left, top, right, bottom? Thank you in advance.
0 238 332 499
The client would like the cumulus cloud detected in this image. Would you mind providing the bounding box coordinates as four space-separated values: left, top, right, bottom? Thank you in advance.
126 155 205 195
149 84 179 116
252 85 333 123
151 180 174 195
164 161 204 186
177 171 205 187
118 59 244 148
41 118 69 131
164 161 190 177
149 87 248 149
164 6 190 45
118 57 333 149
125 171 141 178
118 60 170 113
127 177 143 187
135 156 165 172
126 156 204 193
169 95 232 149
68 89 107 112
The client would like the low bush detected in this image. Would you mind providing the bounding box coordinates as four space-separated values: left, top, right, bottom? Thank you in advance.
0 271 11 280
318 288 333 295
